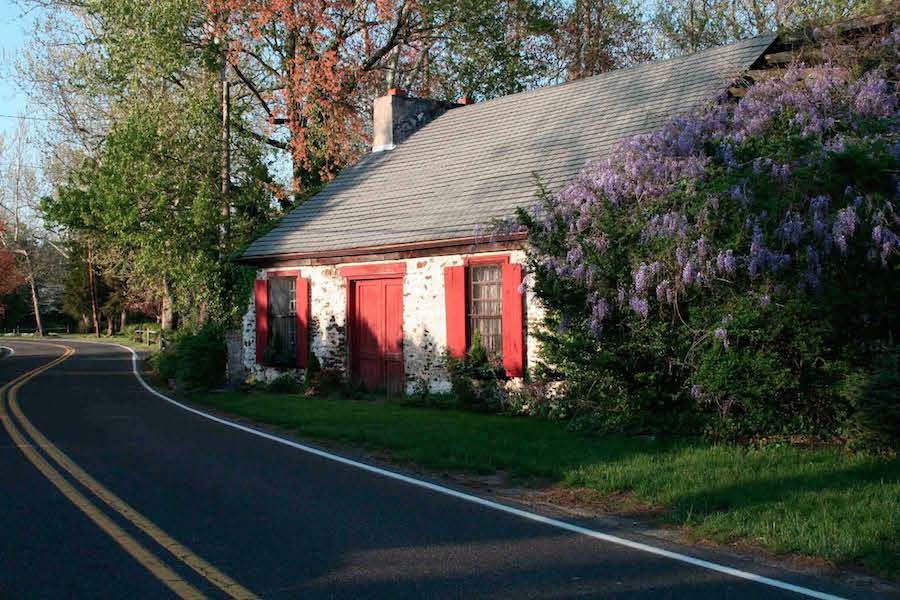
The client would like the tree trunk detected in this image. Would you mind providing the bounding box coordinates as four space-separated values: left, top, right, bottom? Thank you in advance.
198 300 208 326
160 281 174 332
28 274 43 337
87 241 100 337
290 153 303 210
221 74 231 246
106 316 113 336
120 310 127 332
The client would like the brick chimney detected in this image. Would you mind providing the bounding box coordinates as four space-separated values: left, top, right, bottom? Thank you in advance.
372 89 461 152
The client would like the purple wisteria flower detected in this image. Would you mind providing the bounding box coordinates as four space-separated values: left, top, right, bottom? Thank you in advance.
851 71 898 118
642 212 690 241
810 195 833 252
716 249 737 275
778 213 804 247
730 183 749 205
629 295 649 318
682 260 698 286
872 224 900 266
833 206 858 255
656 279 671 304
772 163 792 181
714 327 730 349
592 297 610 323
519 59 897 342
633 263 652 293
799 245 823 291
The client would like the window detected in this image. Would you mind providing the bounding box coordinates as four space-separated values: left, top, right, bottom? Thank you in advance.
468 264 503 358
267 276 296 366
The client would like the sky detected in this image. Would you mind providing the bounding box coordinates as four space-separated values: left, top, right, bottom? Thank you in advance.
0 1 34 141
0 1 57 180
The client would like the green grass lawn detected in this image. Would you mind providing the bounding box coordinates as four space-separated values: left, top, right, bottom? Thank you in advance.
192 390 899 578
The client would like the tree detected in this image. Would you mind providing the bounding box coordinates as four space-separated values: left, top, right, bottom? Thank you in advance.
20 0 278 331
0 120 66 335
402 0 559 99
45 95 220 330
0 220 24 317
652 0 882 55
43 85 276 331
555 0 654 80
206 0 561 199
19 0 671 337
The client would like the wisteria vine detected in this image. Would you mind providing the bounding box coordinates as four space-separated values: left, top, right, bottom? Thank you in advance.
527 46 899 344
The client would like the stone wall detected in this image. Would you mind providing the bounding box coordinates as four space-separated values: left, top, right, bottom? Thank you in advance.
241 250 544 394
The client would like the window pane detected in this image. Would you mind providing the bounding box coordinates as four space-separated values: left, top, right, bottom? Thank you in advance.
268 277 297 366
468 264 503 361
289 278 296 314
269 277 294 317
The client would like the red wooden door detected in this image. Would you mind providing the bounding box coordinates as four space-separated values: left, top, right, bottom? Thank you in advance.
382 281 404 393
351 278 404 393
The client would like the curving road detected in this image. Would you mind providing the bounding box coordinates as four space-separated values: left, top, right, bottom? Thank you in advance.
0 340 885 599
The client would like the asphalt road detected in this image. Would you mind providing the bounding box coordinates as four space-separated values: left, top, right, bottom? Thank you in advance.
0 340 887 599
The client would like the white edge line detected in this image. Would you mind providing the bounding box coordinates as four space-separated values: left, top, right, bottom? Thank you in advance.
0 346 15 358
79 340 845 600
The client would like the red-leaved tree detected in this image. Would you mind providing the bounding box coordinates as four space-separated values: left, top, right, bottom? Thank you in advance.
0 220 24 316
207 0 426 197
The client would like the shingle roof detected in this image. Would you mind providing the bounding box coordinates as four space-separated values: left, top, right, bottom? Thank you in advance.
243 34 776 261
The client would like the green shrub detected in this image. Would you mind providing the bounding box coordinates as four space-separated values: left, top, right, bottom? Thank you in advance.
151 347 179 382
841 344 900 451
266 372 304 394
303 352 321 388
122 321 157 340
175 324 226 391
150 324 226 391
445 331 505 412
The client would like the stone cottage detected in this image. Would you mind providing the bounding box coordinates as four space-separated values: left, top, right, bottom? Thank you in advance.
238 34 778 394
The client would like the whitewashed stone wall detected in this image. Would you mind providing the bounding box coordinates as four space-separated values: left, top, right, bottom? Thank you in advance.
241 250 544 393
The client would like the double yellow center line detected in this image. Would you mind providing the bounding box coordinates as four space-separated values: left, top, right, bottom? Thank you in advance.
0 343 259 600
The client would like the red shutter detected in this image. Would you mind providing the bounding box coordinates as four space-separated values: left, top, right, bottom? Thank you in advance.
295 276 310 368
254 278 269 364
501 263 525 377
444 266 467 359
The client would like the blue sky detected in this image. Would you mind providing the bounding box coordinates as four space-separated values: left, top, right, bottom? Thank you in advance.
0 1 34 141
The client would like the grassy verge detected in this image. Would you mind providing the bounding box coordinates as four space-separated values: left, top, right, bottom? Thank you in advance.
191 390 899 579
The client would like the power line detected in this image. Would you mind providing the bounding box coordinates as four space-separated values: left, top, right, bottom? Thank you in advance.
0 114 56 121
0 160 44 169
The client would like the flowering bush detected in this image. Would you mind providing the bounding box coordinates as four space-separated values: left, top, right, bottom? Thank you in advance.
518 37 900 448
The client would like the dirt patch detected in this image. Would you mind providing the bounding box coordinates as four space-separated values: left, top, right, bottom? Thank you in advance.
512 484 663 519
